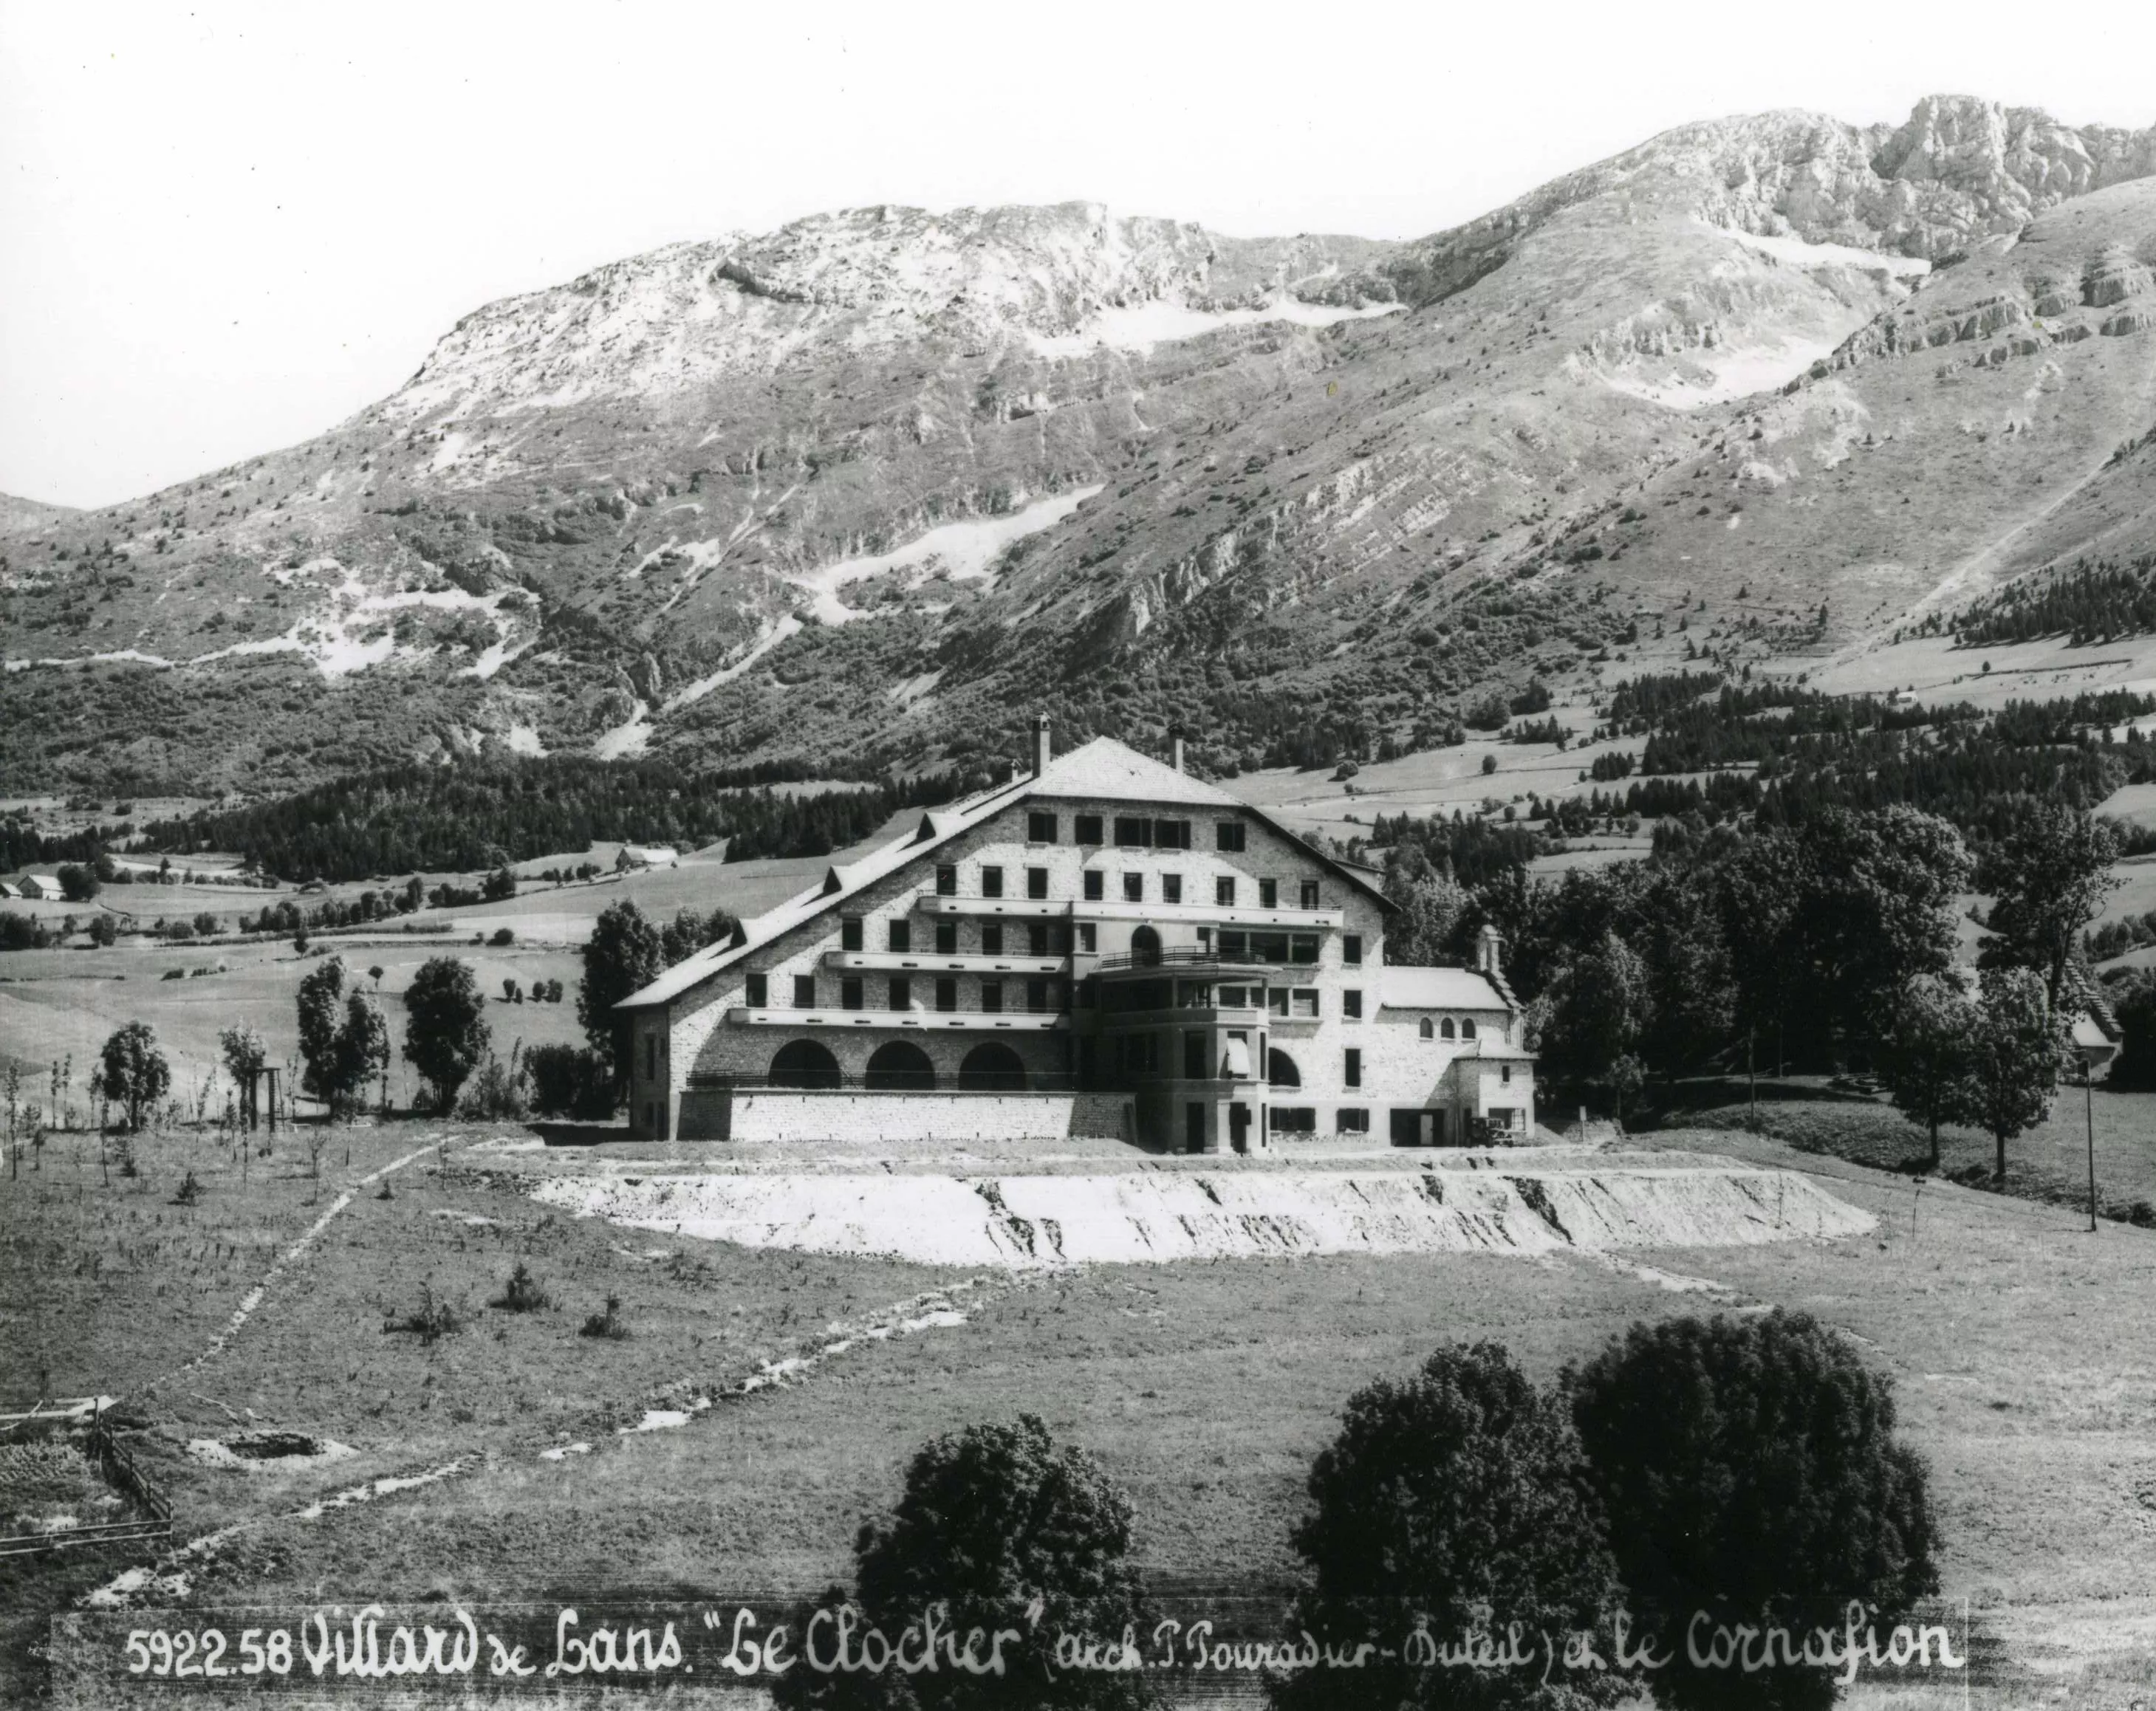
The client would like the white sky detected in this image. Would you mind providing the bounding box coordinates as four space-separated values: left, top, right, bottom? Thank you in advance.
4 0 2155 510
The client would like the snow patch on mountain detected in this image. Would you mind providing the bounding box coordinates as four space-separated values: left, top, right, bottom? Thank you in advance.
1027 295 1403 357
787 486 1104 624
664 613 804 710
1714 224 1931 278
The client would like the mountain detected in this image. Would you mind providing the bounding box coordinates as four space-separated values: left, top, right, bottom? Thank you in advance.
4 94 2155 793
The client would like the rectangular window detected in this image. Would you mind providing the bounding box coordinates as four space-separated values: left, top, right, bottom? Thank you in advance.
1274 1107 1317 1134
935 919 958 956
1027 921 1050 957
1152 819 1191 850
1027 977 1050 1014
745 973 767 1009
1113 816 1152 848
1259 877 1279 909
1298 879 1320 909
1027 810 1058 843
1162 874 1183 905
1184 1031 1208 1080
888 919 911 953
1336 1107 1369 1135
980 979 1003 1014
1344 1047 1362 1089
1293 989 1320 1018
1075 814 1103 845
1343 933 1363 967
1268 988 1290 1017
793 973 817 1009
889 977 911 1012
982 922 1004 956
1122 872 1143 903
980 865 1004 899
841 916 863 951
1219 928 1248 960
1343 988 1363 1020
644 1033 656 1079
935 977 957 1012
1084 871 1105 901
1290 934 1319 966
1078 923 1097 953
936 864 957 896
1027 865 1049 899
841 977 863 1011
1216 821 1246 853
1216 876 1236 908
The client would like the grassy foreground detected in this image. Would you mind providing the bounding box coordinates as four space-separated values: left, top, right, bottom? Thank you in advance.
0 1121 2150 1707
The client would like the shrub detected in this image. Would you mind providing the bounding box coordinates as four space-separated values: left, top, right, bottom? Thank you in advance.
1569 1311 1940 1711
384 1283 460 1343
456 1051 528 1120
579 1295 629 1340
493 1261 550 1312
1276 1343 1620 1711
171 1170 202 1206
490 926 515 947
524 1043 615 1119
1481 752 1498 775
773 1413 1156 1711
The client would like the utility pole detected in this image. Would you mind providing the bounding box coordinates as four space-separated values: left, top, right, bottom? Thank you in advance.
2085 1057 2098 1235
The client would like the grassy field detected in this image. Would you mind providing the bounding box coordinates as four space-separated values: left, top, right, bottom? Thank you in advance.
1679 1090 2156 1222
0 1119 2151 1707
0 829 892 1091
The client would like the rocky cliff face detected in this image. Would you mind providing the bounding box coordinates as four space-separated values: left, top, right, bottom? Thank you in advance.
4 97 2154 792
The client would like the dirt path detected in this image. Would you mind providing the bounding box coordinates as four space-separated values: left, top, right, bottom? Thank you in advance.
1841 337 2156 665
145 1141 441 1393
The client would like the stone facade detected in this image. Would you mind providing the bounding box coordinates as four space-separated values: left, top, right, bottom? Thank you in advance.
621 730 1536 1151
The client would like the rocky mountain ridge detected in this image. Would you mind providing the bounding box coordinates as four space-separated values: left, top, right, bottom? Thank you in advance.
4 94 2155 792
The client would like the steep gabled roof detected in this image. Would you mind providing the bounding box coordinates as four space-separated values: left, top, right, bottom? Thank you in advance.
617 736 1392 1012
1380 966 1513 1011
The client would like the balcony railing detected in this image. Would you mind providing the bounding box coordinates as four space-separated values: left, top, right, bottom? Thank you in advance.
686 1071 1084 1094
1093 945 1321 973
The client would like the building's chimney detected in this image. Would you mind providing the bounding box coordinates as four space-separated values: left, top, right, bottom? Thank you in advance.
1476 922 1505 975
1170 728 1186 773
1032 713 1052 778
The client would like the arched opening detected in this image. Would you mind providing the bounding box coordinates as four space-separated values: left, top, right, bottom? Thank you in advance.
1440 1018 1457 1040
959 1042 1027 1091
1419 1018 1434 1040
1129 925 1162 967
1267 1048 1301 1089
768 1039 841 1089
1461 1018 1477 1040
865 1040 936 1091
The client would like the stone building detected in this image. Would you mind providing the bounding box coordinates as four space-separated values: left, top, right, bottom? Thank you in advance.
617 721 1536 1150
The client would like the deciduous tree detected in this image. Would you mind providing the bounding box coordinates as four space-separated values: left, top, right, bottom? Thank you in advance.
95 1021 170 1134
403 957 490 1113
1875 973 1979 1169
578 900 664 1091
1968 964 2066 1182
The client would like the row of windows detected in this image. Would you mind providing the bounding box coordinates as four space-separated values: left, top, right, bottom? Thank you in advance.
1417 1016 1480 1040
1270 1108 1376 1135
843 917 1073 957
1024 812 1247 851
933 863 1327 912
1090 978 1366 1019
747 971 1064 1014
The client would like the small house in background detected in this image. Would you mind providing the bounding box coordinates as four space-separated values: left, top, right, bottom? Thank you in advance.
617 845 680 870
0 881 20 899
18 874 62 900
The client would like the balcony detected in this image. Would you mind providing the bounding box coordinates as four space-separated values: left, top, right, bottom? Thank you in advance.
1094 945 1317 974
725 1007 1066 1032
824 950 1067 975
688 1070 1084 1093
917 893 1071 919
